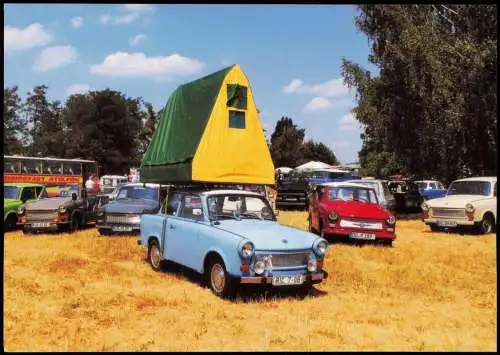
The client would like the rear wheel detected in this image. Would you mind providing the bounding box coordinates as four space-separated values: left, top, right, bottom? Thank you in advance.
4 214 18 233
148 239 163 272
430 224 441 232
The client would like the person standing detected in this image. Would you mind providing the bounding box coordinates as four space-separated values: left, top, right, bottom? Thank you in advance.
85 174 95 192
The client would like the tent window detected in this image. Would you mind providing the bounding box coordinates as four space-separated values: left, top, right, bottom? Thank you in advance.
229 110 245 129
227 84 247 110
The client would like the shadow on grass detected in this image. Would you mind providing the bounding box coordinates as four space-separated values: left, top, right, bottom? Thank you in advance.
325 235 395 248
156 259 328 303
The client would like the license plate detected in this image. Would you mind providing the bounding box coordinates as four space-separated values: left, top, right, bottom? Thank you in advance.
349 232 376 240
32 222 51 228
437 220 457 227
112 226 133 232
272 275 304 286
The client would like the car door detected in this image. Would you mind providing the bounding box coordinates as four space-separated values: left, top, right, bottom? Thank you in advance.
163 193 204 270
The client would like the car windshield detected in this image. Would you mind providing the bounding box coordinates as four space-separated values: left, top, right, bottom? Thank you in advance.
447 181 491 196
59 186 80 198
327 186 378 204
116 186 158 200
4 186 20 200
207 194 275 221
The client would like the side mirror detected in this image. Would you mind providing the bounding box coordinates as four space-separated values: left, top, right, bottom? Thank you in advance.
72 193 78 201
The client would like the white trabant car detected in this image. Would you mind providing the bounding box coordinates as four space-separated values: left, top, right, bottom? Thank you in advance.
421 176 497 234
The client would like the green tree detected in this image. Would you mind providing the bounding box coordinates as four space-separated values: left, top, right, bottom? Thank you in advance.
3 86 26 155
300 140 339 166
269 117 305 167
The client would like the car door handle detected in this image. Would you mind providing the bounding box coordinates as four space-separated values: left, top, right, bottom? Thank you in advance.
169 224 176 229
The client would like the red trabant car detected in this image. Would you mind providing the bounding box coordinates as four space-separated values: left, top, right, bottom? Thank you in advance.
308 182 396 246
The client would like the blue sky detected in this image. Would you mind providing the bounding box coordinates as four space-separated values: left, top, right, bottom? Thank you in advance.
4 4 377 164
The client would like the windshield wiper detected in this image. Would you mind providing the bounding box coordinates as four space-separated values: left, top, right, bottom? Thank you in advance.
210 213 238 221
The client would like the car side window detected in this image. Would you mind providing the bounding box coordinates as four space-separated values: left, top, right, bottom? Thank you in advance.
165 192 182 216
21 187 37 201
35 186 44 198
429 182 437 190
178 194 203 221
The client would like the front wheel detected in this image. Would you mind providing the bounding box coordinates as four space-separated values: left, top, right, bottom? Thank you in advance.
430 224 441 232
478 214 494 235
148 239 163 272
69 215 80 232
206 257 236 299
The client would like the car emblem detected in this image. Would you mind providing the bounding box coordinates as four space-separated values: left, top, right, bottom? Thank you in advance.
282 239 288 244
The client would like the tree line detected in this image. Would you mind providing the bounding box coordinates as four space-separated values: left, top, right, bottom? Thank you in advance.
341 5 497 184
4 87 340 175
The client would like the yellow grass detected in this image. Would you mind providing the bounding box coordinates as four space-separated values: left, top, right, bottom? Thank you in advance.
4 211 497 351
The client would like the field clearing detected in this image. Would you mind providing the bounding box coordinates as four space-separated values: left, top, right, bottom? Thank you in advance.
4 211 497 351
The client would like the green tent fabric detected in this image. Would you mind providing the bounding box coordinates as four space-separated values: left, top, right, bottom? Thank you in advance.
141 66 233 183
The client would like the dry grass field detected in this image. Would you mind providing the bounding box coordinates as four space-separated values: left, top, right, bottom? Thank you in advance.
4 211 497 351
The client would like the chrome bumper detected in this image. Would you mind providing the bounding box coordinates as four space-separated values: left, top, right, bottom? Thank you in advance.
423 218 475 226
239 271 327 285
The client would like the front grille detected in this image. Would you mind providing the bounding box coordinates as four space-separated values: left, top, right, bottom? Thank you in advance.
25 210 58 221
258 252 309 268
431 208 466 219
105 213 140 224
339 219 383 230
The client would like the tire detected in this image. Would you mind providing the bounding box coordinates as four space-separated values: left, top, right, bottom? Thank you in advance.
296 284 313 297
206 257 236 299
4 214 18 233
147 239 163 272
380 239 393 247
478 214 494 235
98 228 110 236
69 214 80 232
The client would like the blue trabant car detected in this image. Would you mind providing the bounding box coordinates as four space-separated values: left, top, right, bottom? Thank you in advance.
138 189 329 298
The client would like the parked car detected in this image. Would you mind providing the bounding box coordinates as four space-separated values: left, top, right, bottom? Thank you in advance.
99 175 129 194
387 179 423 212
415 180 447 200
422 176 497 234
96 183 167 235
4 183 48 232
308 182 396 246
344 179 396 211
18 185 104 233
276 171 309 210
138 189 329 298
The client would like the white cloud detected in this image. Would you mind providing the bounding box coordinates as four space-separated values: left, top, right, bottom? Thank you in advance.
339 112 360 131
101 5 155 26
4 23 53 53
304 97 333 112
66 84 89 96
71 16 84 29
129 33 147 46
282 77 349 98
89 52 204 80
33 45 79 72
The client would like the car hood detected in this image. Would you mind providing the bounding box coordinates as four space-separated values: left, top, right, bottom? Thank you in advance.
104 198 159 214
25 197 72 210
214 220 319 251
323 201 391 219
426 194 491 208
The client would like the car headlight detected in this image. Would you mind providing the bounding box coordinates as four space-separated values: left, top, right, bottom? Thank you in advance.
328 211 338 222
58 206 66 213
313 239 328 256
307 255 317 272
17 206 25 215
465 203 475 213
421 202 429 211
239 241 255 258
96 210 104 217
386 215 396 225
254 260 266 275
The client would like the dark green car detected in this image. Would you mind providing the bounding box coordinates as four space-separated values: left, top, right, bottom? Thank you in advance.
4 183 47 232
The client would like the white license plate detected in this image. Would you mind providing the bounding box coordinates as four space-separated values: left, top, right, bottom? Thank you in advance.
272 275 304 286
112 226 133 232
437 220 458 227
32 222 51 228
349 232 376 240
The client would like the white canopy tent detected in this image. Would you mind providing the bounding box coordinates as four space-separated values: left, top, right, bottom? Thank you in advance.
294 161 334 171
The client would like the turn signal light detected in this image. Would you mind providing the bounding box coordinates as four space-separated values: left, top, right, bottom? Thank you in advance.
240 264 249 272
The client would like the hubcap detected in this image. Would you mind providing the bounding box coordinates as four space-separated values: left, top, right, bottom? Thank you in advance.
150 245 161 268
210 263 225 293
